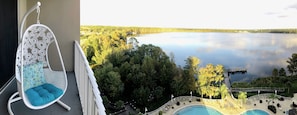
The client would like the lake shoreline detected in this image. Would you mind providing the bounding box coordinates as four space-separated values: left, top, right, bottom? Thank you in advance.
137 32 297 83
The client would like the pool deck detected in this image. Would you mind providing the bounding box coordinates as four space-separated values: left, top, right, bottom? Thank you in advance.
148 93 297 115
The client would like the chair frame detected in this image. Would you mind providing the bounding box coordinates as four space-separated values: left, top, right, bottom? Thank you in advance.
7 2 70 114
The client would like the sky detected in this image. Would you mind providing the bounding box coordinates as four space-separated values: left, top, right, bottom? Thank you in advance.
81 0 297 29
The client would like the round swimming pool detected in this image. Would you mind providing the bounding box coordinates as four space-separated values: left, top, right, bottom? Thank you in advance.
242 109 269 115
174 105 222 115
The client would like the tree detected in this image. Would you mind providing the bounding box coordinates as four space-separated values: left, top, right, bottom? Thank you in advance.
238 91 247 107
184 56 200 92
268 93 278 105
197 64 224 98
115 100 125 110
98 71 123 100
207 86 219 99
83 27 194 112
279 68 286 77
94 63 124 100
286 81 292 94
81 26 132 68
127 37 139 50
102 96 111 114
287 53 297 76
219 84 229 99
171 67 189 96
169 52 175 63
133 86 150 106
184 56 200 77
153 86 165 100
214 64 224 84
272 68 278 77
197 65 208 98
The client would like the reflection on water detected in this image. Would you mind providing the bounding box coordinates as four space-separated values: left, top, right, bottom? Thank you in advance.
137 32 297 82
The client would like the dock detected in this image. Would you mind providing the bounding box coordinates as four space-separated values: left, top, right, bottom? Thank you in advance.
226 68 247 76
224 68 247 92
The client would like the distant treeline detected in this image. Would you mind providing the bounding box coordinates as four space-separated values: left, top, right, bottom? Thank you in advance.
81 25 297 34
266 29 297 34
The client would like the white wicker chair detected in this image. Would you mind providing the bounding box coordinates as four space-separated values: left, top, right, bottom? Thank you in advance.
8 2 70 114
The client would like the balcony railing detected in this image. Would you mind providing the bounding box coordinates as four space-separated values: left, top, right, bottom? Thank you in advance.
74 41 106 115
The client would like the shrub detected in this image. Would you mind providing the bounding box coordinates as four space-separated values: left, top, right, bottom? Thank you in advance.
293 102 297 107
176 102 180 106
277 103 281 108
115 100 125 110
136 108 140 113
268 105 277 114
278 97 284 101
259 100 262 103
158 111 163 115
196 98 201 102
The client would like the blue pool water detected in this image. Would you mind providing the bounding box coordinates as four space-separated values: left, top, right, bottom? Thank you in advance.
242 109 269 115
174 105 222 115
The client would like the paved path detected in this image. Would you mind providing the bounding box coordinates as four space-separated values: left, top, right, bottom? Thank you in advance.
118 104 137 115
224 73 231 91
232 87 285 92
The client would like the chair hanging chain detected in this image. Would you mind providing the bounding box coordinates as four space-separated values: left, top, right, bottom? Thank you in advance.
36 6 40 24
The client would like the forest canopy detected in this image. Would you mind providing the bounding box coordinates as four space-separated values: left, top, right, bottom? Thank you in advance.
81 26 226 113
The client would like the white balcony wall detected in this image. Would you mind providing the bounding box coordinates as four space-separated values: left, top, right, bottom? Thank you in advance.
74 41 106 115
19 0 80 71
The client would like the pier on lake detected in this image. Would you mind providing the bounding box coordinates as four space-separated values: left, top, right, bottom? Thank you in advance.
226 68 247 76
224 68 247 92
224 68 285 93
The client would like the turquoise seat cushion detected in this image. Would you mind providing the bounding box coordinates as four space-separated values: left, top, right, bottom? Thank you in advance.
23 62 46 91
25 83 63 106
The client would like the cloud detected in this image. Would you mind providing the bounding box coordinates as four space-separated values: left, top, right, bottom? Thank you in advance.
288 3 297 9
81 0 297 29
265 12 279 15
278 15 288 18
238 49 285 59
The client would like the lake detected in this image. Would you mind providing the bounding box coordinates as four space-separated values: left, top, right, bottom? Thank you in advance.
136 32 297 82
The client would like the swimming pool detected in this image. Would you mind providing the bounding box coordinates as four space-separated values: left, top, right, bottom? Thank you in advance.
242 109 269 115
174 105 222 115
